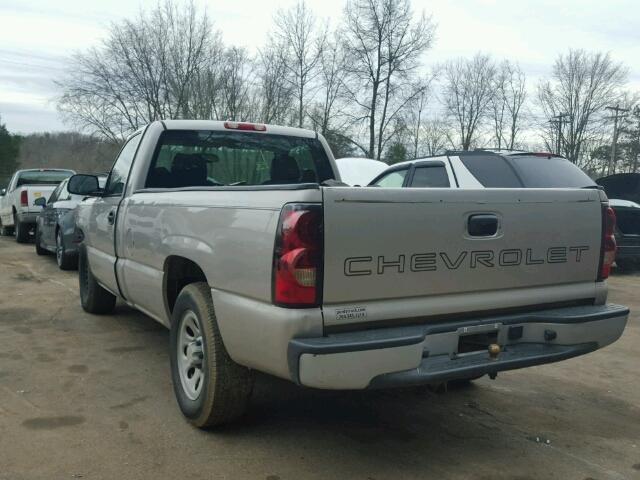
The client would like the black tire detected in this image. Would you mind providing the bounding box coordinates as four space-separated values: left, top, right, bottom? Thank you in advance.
35 225 49 256
615 258 636 272
56 228 78 270
170 282 253 428
14 215 29 243
78 245 116 314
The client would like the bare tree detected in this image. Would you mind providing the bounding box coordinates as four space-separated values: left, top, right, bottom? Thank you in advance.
442 53 497 151
538 49 628 164
402 75 437 157
218 47 253 120
490 60 526 149
273 1 325 128
308 36 349 135
421 118 450 156
342 0 435 159
255 41 295 125
57 0 219 141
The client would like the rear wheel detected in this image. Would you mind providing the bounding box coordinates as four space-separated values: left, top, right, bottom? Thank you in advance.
0 218 13 236
56 229 77 270
35 225 48 256
78 246 116 314
615 258 637 272
170 282 253 428
14 214 29 243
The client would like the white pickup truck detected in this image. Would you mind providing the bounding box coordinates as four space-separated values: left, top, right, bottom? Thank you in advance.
0 169 75 242
68 120 628 428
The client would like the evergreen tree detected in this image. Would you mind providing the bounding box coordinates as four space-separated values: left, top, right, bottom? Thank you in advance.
0 117 21 190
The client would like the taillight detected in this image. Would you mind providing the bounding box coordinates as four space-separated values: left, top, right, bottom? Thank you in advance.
224 121 267 132
598 206 616 280
20 190 28 206
273 204 323 307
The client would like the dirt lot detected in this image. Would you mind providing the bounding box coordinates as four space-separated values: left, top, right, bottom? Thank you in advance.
0 236 638 480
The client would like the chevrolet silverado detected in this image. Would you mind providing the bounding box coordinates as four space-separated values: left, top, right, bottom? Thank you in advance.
67 120 628 428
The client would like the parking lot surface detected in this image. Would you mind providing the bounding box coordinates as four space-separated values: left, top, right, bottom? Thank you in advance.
0 236 638 480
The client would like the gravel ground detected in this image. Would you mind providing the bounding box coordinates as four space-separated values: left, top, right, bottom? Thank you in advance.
0 236 638 480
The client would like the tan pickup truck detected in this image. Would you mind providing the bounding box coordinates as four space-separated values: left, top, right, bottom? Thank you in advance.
67 120 628 428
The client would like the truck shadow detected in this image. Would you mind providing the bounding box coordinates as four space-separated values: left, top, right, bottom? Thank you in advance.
95 304 639 478
205 369 640 478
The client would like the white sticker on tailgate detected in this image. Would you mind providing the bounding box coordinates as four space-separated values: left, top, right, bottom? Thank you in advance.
335 306 367 322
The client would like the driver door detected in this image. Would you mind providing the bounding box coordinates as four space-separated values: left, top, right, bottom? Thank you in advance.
86 134 142 295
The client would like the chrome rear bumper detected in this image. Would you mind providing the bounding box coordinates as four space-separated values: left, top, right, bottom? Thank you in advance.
289 304 629 389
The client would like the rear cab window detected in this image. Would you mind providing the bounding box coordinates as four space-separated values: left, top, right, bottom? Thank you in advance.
145 130 334 188
459 153 596 189
16 170 74 187
508 155 596 188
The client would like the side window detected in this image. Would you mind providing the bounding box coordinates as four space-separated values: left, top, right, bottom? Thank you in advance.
459 154 521 188
104 134 142 196
48 183 63 204
373 169 408 187
61 182 71 201
410 166 450 188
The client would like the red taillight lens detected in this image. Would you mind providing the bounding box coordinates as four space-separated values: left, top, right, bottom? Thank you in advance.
598 206 617 280
273 204 323 307
20 190 28 206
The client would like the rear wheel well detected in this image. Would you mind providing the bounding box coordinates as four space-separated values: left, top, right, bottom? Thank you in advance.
164 256 208 317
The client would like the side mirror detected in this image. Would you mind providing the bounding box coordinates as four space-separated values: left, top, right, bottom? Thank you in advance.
68 174 101 196
0 188 5 196
34 197 47 207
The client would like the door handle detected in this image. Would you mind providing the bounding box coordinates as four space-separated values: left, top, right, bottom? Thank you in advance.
107 210 116 225
468 214 498 237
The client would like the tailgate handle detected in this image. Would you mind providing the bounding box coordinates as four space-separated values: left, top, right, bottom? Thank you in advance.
468 214 498 237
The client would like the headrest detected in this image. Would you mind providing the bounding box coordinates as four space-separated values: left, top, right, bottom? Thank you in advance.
171 154 209 187
270 153 300 183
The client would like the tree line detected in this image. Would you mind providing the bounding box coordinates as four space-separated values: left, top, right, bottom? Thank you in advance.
0 120 120 189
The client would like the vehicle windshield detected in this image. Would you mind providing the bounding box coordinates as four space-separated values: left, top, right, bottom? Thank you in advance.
16 170 74 187
509 155 596 188
145 130 335 188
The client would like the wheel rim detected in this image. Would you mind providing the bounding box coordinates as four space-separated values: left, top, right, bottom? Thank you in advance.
56 231 64 265
177 310 205 401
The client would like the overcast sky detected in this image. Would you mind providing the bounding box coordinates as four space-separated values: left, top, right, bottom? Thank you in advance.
1 0 639 134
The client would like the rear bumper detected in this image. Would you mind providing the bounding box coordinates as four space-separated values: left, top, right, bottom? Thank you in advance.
16 211 39 224
288 304 629 390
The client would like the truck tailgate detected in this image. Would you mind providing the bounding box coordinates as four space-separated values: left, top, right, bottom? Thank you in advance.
25 185 56 213
322 187 603 326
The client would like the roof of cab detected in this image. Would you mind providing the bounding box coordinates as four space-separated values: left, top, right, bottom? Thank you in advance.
158 120 318 139
17 168 75 173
